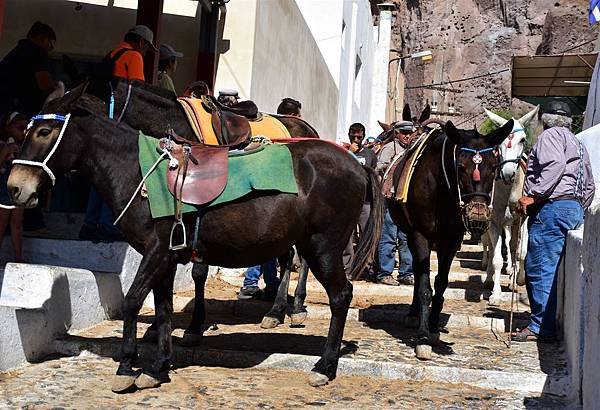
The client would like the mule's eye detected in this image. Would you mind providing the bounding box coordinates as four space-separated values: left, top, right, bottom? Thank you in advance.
37 128 52 137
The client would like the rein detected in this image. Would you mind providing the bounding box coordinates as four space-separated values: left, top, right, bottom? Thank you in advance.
13 113 71 186
109 83 132 124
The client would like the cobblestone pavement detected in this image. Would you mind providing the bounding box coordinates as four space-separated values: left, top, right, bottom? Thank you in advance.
0 242 570 409
0 354 566 409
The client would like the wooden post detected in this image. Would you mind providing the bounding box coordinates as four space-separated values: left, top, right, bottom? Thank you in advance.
0 0 6 41
196 4 220 93
136 0 164 85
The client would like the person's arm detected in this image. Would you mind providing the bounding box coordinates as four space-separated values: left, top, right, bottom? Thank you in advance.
123 52 146 82
34 70 57 93
524 130 566 200
582 148 596 209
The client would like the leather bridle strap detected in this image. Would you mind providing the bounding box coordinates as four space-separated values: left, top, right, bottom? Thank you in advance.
13 113 71 186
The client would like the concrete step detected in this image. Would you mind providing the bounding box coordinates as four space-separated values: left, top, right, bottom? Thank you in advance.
54 319 569 397
218 274 525 303
0 263 124 371
168 294 529 332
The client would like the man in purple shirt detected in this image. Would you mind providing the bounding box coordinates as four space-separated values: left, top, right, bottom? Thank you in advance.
514 101 595 342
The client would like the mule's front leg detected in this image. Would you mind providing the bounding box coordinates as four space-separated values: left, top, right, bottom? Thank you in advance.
262 251 293 329
290 258 309 326
410 233 432 360
487 224 504 306
181 263 209 346
136 272 176 389
111 244 171 393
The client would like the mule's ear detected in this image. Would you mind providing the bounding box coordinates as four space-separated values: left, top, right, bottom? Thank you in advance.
486 119 514 146
378 120 391 131
484 108 509 127
518 105 539 126
43 81 65 106
419 104 431 123
444 120 462 145
402 104 412 122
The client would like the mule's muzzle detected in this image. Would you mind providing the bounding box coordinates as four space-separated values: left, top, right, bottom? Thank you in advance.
7 166 43 208
462 199 491 236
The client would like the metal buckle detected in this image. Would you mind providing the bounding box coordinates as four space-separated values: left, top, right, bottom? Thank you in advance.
169 220 187 251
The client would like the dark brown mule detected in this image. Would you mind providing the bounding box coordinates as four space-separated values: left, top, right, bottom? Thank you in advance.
83 79 316 337
385 119 514 359
8 90 384 392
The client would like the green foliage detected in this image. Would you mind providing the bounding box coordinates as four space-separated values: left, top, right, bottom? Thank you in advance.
479 109 535 150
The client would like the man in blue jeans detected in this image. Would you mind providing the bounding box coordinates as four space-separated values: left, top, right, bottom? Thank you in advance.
514 101 595 342
376 209 414 285
375 121 415 286
237 260 280 301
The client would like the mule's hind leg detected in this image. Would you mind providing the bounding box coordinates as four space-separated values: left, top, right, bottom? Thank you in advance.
290 258 309 326
300 244 352 386
262 250 294 329
181 263 209 346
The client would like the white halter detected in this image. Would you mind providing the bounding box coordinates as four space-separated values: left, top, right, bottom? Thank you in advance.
13 113 71 186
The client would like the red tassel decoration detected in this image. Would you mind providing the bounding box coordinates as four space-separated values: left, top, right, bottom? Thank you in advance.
472 166 481 182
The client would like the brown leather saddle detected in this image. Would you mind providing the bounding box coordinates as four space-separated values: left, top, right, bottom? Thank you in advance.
202 96 253 147
160 136 228 206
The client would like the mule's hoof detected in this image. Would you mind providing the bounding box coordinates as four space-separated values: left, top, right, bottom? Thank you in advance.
111 374 137 393
308 372 329 387
415 344 432 360
290 311 308 326
180 332 203 347
404 315 419 328
135 373 163 390
488 294 502 307
430 332 441 346
142 328 158 342
261 316 281 329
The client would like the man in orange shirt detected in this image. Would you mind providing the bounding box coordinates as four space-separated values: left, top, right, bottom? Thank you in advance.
79 25 158 242
109 25 157 82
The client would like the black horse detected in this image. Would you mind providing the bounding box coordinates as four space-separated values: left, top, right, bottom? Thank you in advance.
386 119 514 359
80 80 316 336
8 89 383 392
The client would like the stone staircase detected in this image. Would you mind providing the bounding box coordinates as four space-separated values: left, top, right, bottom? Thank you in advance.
1 241 573 407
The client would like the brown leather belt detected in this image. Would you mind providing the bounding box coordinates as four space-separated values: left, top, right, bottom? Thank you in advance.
548 195 580 203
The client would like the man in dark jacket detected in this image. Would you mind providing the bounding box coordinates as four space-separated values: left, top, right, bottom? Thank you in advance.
0 22 58 116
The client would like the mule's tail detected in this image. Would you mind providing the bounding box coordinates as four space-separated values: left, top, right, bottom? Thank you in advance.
349 166 385 280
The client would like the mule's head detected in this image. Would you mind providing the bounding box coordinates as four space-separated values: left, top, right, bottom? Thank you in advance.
445 119 514 235
8 87 87 208
483 106 538 182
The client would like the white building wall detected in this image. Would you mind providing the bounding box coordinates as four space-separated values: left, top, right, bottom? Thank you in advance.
336 0 380 143
294 0 343 88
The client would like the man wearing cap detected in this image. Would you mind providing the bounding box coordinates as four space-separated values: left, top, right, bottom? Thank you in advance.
374 121 416 286
513 100 595 342
158 44 183 94
109 25 157 82
218 89 240 107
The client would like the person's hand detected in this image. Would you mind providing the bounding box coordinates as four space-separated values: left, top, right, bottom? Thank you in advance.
517 196 534 214
350 142 360 153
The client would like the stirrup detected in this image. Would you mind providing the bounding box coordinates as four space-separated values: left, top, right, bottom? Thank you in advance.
169 220 187 251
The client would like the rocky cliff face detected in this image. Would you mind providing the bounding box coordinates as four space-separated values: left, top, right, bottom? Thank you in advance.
390 0 598 126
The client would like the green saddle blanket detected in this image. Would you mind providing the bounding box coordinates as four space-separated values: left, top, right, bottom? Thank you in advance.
138 132 298 219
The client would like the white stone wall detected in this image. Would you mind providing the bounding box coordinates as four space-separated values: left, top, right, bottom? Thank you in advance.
558 205 600 406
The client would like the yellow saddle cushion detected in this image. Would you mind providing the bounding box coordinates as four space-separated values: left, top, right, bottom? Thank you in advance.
177 97 291 143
